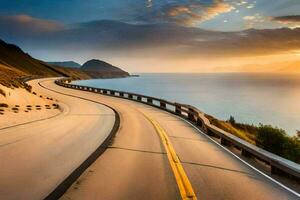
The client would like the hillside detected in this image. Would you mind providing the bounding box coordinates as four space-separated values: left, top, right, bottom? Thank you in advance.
0 40 61 77
0 39 130 85
47 61 81 68
81 59 129 78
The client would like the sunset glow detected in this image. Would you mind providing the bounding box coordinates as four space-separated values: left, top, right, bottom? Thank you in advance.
0 0 299 73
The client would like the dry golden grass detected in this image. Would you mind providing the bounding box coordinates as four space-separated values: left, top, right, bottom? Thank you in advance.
0 88 5 97
52 66 91 80
0 63 26 88
205 114 256 144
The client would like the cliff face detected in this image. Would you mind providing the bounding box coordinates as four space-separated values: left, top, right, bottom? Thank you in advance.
81 59 130 78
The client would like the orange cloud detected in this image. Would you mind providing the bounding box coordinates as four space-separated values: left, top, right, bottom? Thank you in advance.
166 0 234 26
272 15 300 29
0 14 64 33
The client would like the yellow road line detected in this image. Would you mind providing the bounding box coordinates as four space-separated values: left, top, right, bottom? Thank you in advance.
142 113 197 200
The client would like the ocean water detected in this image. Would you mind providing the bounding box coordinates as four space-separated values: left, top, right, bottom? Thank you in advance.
75 73 300 136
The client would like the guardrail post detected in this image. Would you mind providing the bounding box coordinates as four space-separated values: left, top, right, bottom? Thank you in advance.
160 101 166 109
128 94 133 99
196 117 203 127
119 92 124 97
271 166 284 176
206 128 215 136
188 108 195 121
147 98 153 104
175 104 181 115
137 96 142 101
220 138 231 146
241 149 252 157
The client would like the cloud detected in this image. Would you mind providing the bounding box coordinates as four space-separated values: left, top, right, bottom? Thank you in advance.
0 15 299 61
243 16 255 20
243 14 266 28
272 15 300 23
146 0 153 8
271 15 300 29
0 14 64 35
163 0 234 26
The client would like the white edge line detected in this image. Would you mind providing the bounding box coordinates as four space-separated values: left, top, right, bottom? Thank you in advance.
176 115 300 198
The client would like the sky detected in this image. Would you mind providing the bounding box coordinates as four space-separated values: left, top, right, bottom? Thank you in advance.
0 0 300 72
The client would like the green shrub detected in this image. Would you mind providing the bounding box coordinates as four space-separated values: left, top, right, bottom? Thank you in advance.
228 115 236 124
256 124 300 163
282 136 300 163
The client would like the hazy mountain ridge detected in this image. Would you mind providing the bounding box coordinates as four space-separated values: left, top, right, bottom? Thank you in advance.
81 59 129 78
47 61 81 68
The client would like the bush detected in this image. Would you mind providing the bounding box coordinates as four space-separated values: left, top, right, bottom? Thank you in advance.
0 88 6 97
23 83 32 92
228 115 236 124
282 136 300 163
256 124 300 163
0 103 8 107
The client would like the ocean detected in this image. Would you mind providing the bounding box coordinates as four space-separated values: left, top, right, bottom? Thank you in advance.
74 73 300 136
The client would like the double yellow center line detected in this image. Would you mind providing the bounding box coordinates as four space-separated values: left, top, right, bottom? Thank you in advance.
142 113 197 200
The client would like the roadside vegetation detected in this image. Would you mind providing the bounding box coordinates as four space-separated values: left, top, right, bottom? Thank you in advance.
206 115 300 164
0 88 5 97
0 103 8 107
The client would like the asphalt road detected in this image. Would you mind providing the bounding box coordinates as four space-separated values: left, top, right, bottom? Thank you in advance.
52 79 298 200
0 78 299 200
0 78 115 200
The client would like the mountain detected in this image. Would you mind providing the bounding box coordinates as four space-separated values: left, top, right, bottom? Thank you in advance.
81 59 129 78
0 39 130 85
47 61 81 68
0 39 62 77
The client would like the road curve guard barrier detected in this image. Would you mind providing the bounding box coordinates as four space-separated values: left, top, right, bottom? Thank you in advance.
55 78 300 182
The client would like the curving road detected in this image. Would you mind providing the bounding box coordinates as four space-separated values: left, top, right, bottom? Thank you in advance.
0 78 299 200
0 78 116 200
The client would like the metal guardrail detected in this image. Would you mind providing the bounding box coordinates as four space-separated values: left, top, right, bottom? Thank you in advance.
55 79 300 181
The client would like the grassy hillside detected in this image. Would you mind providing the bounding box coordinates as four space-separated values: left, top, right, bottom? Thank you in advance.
51 65 91 80
0 40 60 77
0 63 26 88
205 114 256 144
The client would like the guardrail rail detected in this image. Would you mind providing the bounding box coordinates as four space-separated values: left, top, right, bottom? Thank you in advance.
55 78 300 182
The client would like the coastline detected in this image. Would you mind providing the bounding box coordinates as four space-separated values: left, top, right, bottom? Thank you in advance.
72 75 300 164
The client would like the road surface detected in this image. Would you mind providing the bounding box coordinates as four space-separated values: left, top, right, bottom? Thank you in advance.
1 78 299 200
0 78 116 200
